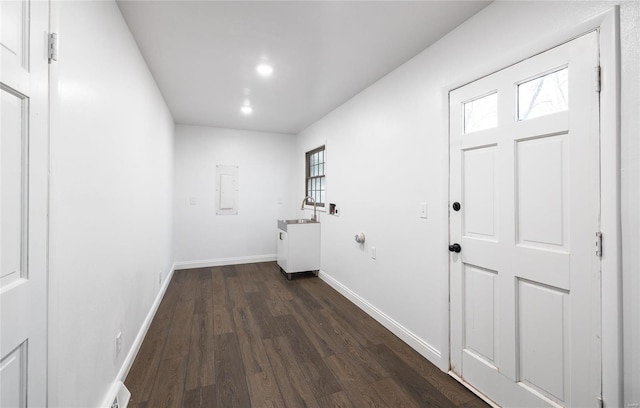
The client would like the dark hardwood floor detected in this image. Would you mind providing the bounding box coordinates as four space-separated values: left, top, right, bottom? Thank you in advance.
125 262 489 408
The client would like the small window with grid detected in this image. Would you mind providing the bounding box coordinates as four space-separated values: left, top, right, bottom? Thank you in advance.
305 145 325 207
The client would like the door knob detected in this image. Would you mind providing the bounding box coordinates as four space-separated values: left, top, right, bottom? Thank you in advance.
449 243 461 253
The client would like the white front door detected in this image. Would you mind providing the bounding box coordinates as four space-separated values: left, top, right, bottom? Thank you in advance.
449 32 601 407
1 1 50 406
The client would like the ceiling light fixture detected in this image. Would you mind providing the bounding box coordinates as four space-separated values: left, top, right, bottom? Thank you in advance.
241 105 253 114
256 64 273 77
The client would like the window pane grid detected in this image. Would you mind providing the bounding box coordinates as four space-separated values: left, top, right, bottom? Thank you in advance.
305 145 326 207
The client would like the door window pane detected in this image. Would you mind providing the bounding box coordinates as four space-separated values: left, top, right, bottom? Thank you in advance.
464 92 498 134
518 68 568 121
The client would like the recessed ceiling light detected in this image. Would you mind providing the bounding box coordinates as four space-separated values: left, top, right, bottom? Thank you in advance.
241 106 253 114
256 64 273 77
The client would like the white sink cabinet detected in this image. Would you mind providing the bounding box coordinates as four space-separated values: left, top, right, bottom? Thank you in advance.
277 220 320 279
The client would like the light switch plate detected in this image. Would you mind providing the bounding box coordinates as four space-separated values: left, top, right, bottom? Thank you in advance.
420 202 428 219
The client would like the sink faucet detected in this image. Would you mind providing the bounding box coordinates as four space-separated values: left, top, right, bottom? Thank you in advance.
301 196 318 221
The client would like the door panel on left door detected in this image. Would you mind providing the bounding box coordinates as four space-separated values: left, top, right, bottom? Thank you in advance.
1 87 28 288
0 341 27 408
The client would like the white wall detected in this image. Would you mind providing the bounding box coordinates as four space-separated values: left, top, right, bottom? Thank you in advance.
295 1 639 405
173 125 296 267
48 1 175 407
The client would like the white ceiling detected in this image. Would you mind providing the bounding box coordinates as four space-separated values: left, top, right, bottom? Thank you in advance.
117 1 491 134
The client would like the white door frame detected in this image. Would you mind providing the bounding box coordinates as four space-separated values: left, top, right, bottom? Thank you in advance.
441 8 621 407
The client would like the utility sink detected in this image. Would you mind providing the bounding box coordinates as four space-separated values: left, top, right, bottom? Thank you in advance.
288 219 317 224
277 219 318 231
277 219 320 279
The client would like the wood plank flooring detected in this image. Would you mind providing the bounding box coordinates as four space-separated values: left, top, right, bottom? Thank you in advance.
125 262 489 408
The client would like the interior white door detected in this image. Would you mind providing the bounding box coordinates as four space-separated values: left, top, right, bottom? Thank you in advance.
449 32 601 407
1 1 50 406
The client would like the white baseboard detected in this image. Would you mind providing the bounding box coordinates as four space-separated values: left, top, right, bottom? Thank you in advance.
318 270 442 365
174 254 276 270
101 263 176 408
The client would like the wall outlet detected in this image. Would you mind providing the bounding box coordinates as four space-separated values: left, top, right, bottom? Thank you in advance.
115 331 122 357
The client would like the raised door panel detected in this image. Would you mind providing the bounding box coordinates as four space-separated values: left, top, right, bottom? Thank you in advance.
463 146 497 241
1 0 27 60
516 135 568 251
1 0 30 90
463 265 498 366
0 342 27 408
518 280 569 405
1 87 28 288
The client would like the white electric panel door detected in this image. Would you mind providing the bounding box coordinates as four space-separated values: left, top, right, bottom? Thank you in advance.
216 165 238 215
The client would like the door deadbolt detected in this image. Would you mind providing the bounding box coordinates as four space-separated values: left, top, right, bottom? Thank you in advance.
448 243 461 253
452 202 461 211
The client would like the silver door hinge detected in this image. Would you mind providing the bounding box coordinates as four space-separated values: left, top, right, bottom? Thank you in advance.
595 232 603 258
48 33 58 63
595 66 601 93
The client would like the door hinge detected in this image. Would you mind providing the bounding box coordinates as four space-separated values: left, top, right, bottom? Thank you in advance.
597 395 603 408
595 231 603 258
48 33 58 63
595 66 601 93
